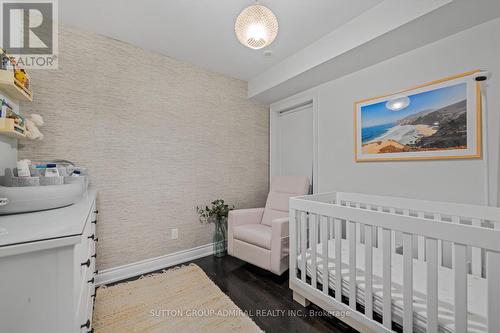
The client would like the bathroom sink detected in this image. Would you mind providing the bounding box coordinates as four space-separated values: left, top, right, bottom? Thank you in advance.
0 182 87 215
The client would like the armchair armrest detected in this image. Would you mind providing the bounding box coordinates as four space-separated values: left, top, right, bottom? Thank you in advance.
271 217 289 239
271 217 289 274
228 208 264 255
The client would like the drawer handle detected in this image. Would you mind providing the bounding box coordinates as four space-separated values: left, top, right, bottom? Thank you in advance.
88 329 94 333
91 220 97 225
81 259 90 267
94 210 99 214
88 277 95 284
81 319 90 329
91 253 97 259
94 237 99 242
88 234 95 240
94 269 99 275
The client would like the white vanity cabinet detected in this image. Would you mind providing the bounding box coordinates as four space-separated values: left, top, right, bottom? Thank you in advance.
0 190 98 333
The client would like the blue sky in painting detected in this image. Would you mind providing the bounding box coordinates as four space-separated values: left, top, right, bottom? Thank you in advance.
361 83 466 128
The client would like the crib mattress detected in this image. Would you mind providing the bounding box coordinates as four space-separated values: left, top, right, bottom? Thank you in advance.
296 239 487 333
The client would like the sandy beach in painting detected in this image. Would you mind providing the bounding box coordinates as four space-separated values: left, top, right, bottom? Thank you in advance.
362 124 438 154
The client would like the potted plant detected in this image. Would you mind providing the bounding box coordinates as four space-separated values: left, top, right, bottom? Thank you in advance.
197 199 234 257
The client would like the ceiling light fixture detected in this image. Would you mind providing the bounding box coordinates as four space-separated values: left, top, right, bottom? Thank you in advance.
235 2 279 50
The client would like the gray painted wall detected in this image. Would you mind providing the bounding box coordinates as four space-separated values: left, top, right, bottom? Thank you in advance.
274 18 500 206
0 137 16 176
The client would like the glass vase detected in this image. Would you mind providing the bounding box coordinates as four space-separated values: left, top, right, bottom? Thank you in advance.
213 218 227 258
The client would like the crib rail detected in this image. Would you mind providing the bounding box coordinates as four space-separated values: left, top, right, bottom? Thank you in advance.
289 192 500 333
295 191 500 277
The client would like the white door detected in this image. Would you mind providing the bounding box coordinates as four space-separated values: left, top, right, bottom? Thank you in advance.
278 103 313 192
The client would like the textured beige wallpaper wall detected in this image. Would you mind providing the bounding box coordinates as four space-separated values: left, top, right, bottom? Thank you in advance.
19 25 269 270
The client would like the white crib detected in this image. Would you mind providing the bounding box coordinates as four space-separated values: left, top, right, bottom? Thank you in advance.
289 191 500 333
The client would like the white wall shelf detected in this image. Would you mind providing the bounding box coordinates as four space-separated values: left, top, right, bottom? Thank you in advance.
0 118 26 139
0 70 33 102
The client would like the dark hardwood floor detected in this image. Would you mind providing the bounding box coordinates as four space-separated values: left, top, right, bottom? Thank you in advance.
109 255 358 333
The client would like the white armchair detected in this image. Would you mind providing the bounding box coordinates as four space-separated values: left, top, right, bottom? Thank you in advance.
228 176 310 275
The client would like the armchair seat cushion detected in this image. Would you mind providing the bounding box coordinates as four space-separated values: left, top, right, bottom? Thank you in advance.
233 224 272 250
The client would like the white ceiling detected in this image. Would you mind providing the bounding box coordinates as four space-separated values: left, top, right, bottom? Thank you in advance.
59 0 383 81
250 0 500 102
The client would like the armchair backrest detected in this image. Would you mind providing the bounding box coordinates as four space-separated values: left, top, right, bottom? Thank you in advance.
261 176 310 226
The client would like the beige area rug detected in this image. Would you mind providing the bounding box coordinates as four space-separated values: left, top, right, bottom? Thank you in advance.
93 264 263 333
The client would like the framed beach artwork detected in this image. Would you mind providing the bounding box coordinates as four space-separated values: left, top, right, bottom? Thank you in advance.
354 70 482 162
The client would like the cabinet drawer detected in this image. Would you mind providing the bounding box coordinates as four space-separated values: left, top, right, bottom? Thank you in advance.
77 219 92 260
77 247 95 311
76 205 97 283
78 284 90 330
78 263 95 332
77 239 94 283
78 287 94 332
89 200 97 235
86 282 95 332
75 199 97 333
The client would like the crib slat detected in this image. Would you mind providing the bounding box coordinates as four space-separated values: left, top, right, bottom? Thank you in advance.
357 223 362 244
389 208 397 254
383 228 392 328
309 213 315 253
349 221 356 309
361 204 372 244
454 243 467 333
311 214 318 289
296 210 300 253
426 238 438 333
403 233 413 333
354 203 362 244
335 218 342 302
300 212 307 282
290 209 297 277
434 213 443 266
321 216 329 294
471 218 482 276
417 211 426 260
377 207 383 249
329 216 334 239
345 219 350 240
487 251 500 333
402 209 418 258
371 205 380 248
365 224 373 319
451 216 460 267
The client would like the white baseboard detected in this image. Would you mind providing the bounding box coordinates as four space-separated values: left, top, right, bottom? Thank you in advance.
95 243 214 286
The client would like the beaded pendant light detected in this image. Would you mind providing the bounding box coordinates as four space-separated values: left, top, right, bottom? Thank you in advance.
234 2 279 50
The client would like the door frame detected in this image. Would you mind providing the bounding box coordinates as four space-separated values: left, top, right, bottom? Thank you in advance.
270 91 319 193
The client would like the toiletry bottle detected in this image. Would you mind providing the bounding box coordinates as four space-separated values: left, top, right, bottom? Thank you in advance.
45 163 59 177
16 160 31 177
71 170 81 177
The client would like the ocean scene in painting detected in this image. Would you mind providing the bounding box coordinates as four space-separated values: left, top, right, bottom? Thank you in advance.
361 83 467 154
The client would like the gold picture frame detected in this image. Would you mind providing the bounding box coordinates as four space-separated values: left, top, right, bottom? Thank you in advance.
354 70 482 162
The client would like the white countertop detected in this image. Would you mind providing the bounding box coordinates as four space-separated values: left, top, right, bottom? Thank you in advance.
0 188 97 252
